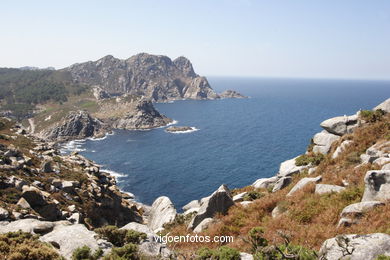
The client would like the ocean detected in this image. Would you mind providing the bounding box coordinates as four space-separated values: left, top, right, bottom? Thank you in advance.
62 77 390 210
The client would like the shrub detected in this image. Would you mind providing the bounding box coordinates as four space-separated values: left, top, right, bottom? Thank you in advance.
195 246 240 260
125 230 147 244
95 225 146 247
360 109 385 123
215 246 241 260
376 255 390 260
243 191 264 201
247 227 268 253
196 247 214 260
295 153 324 166
103 243 139 260
72 246 103 260
0 231 60 260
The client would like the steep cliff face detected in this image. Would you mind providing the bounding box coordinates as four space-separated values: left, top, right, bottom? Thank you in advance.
65 53 219 102
40 111 107 142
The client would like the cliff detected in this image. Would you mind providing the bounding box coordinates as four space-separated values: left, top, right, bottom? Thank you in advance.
65 53 219 102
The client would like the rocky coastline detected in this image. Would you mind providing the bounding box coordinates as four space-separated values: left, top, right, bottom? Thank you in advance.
1 98 389 259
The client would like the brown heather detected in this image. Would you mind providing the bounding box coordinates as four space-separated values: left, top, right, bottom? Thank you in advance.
168 114 390 255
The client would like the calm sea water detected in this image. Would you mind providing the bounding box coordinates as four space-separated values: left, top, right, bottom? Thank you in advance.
64 77 390 209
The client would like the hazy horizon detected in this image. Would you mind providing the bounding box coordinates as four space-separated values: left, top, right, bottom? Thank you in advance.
1 0 390 80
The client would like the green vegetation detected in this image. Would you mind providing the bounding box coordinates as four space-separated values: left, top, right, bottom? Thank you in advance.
0 68 88 118
360 109 386 123
246 227 317 260
103 243 139 260
95 225 146 247
376 255 390 260
72 246 103 260
196 246 240 260
295 153 325 166
0 231 61 260
243 190 264 201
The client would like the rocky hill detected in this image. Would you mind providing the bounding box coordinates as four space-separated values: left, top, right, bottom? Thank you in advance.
65 53 220 102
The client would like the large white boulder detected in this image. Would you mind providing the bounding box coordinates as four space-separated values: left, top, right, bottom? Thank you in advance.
188 185 234 230
147 196 177 232
252 176 278 189
320 114 359 136
319 233 390 259
312 131 340 154
40 223 112 260
120 222 171 259
278 157 309 177
315 184 345 195
374 98 390 112
362 170 390 202
287 176 322 197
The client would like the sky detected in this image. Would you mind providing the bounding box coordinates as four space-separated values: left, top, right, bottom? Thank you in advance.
1 0 390 79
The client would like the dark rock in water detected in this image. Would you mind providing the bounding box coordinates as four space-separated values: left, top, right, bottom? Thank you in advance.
166 126 194 132
65 53 219 102
41 111 107 141
219 90 247 99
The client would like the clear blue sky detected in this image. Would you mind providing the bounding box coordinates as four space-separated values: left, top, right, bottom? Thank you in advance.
1 0 389 79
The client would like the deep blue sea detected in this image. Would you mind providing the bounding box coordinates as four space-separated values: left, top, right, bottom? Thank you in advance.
63 77 390 210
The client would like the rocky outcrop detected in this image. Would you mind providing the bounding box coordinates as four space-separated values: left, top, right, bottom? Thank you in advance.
109 98 172 130
65 53 219 102
362 170 390 202
219 90 247 99
41 111 107 141
188 185 234 230
147 196 177 232
315 184 345 195
252 176 278 189
312 131 340 154
337 201 384 227
319 233 390 259
92 86 110 100
40 223 112 259
320 114 359 136
374 98 390 112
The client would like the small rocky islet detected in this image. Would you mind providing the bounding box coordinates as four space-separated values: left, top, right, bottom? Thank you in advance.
165 126 196 133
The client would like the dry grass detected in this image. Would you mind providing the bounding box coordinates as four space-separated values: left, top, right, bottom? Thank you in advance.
168 114 390 255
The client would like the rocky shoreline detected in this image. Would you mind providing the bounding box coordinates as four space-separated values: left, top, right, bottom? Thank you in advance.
1 97 389 259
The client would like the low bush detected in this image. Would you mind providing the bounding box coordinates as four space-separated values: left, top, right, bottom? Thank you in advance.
103 243 139 260
72 245 103 260
295 153 324 166
195 246 240 260
0 231 61 260
360 109 386 123
243 191 264 201
95 225 146 247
